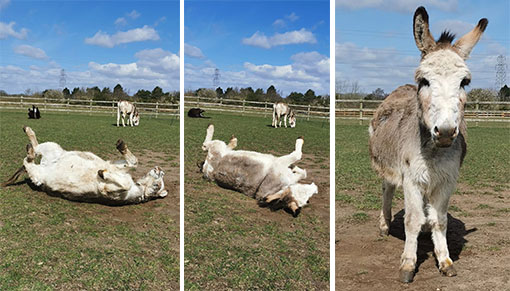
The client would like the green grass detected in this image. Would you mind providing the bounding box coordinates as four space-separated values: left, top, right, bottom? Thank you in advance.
336 119 510 209
184 112 330 290
0 110 179 289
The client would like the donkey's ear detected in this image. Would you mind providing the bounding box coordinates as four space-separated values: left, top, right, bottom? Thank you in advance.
453 18 488 59
413 6 436 56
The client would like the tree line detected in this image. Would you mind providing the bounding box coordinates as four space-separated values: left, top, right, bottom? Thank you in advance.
0 84 178 103
335 80 510 104
187 85 330 106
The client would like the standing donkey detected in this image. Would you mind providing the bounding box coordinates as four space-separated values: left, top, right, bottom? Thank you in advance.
117 100 140 127
369 7 487 283
272 102 296 128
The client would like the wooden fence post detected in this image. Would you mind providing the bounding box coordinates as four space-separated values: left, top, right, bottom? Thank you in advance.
67 98 70 114
359 100 363 125
89 99 92 115
242 99 246 116
20 96 23 109
475 100 479 127
307 104 311 121
44 97 47 110
156 102 159 118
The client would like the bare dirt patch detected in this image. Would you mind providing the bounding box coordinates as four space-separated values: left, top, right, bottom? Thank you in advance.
336 182 510 290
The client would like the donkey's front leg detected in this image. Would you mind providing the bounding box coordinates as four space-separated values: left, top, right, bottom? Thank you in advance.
429 185 457 277
400 180 426 283
23 126 39 148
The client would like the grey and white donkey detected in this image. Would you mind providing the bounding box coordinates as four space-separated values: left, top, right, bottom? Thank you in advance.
369 6 487 283
201 124 317 216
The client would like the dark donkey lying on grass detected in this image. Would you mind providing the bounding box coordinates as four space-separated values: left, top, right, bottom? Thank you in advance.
369 6 487 283
200 124 317 216
3 126 168 204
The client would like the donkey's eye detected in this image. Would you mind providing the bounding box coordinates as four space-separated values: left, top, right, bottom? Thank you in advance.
460 78 471 88
418 78 430 88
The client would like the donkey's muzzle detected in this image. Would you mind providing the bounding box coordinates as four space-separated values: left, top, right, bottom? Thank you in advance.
433 126 458 147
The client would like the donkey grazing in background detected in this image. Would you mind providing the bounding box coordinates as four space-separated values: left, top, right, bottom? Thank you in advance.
369 7 487 283
201 124 317 216
117 100 140 127
3 127 167 204
272 102 296 128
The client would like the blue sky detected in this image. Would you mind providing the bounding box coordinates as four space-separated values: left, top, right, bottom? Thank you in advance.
0 0 179 94
185 0 330 96
336 0 510 94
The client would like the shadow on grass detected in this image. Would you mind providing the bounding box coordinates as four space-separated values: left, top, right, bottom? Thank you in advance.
389 209 477 275
4 178 165 207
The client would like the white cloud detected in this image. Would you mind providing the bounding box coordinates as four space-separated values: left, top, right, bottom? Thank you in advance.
114 17 127 26
336 0 458 13
13 45 48 60
135 48 180 72
85 25 159 48
184 43 205 59
185 51 329 95
0 0 10 11
286 12 299 22
273 12 299 28
127 10 140 19
242 28 317 49
0 21 28 39
114 10 140 26
0 48 180 94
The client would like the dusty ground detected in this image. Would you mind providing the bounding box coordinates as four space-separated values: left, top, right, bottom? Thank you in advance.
336 183 510 291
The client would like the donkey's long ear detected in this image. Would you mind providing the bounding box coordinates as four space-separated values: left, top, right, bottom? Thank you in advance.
413 6 436 56
453 18 488 59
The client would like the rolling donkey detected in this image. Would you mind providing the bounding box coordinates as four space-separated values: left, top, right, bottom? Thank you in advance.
369 7 487 282
201 124 317 216
3 126 167 204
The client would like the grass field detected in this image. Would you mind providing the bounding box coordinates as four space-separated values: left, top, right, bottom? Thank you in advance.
0 110 180 289
335 119 510 290
184 112 330 290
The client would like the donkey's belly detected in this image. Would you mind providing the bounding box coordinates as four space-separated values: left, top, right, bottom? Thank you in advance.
213 155 268 197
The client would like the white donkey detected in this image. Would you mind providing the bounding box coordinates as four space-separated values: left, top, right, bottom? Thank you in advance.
201 124 317 216
3 126 168 204
117 100 140 127
369 6 487 283
272 102 296 128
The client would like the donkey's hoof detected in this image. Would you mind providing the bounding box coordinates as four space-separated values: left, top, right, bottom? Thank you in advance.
297 136 304 140
379 227 389 237
23 126 28 132
292 207 301 218
116 139 127 152
98 170 105 179
399 270 415 283
440 265 457 277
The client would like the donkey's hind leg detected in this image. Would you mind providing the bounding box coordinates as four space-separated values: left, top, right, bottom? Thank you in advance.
114 139 138 168
379 180 396 236
227 135 238 149
23 126 39 148
276 137 304 166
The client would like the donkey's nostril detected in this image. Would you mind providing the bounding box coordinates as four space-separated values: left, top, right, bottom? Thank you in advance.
451 127 458 137
434 126 440 135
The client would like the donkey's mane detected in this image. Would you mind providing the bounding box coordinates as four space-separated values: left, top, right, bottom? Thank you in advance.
437 30 456 44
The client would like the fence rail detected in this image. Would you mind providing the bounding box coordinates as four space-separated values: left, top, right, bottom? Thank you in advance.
184 96 330 120
336 99 510 124
0 96 179 118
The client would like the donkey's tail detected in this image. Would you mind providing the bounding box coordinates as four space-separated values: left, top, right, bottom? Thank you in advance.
2 165 26 187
